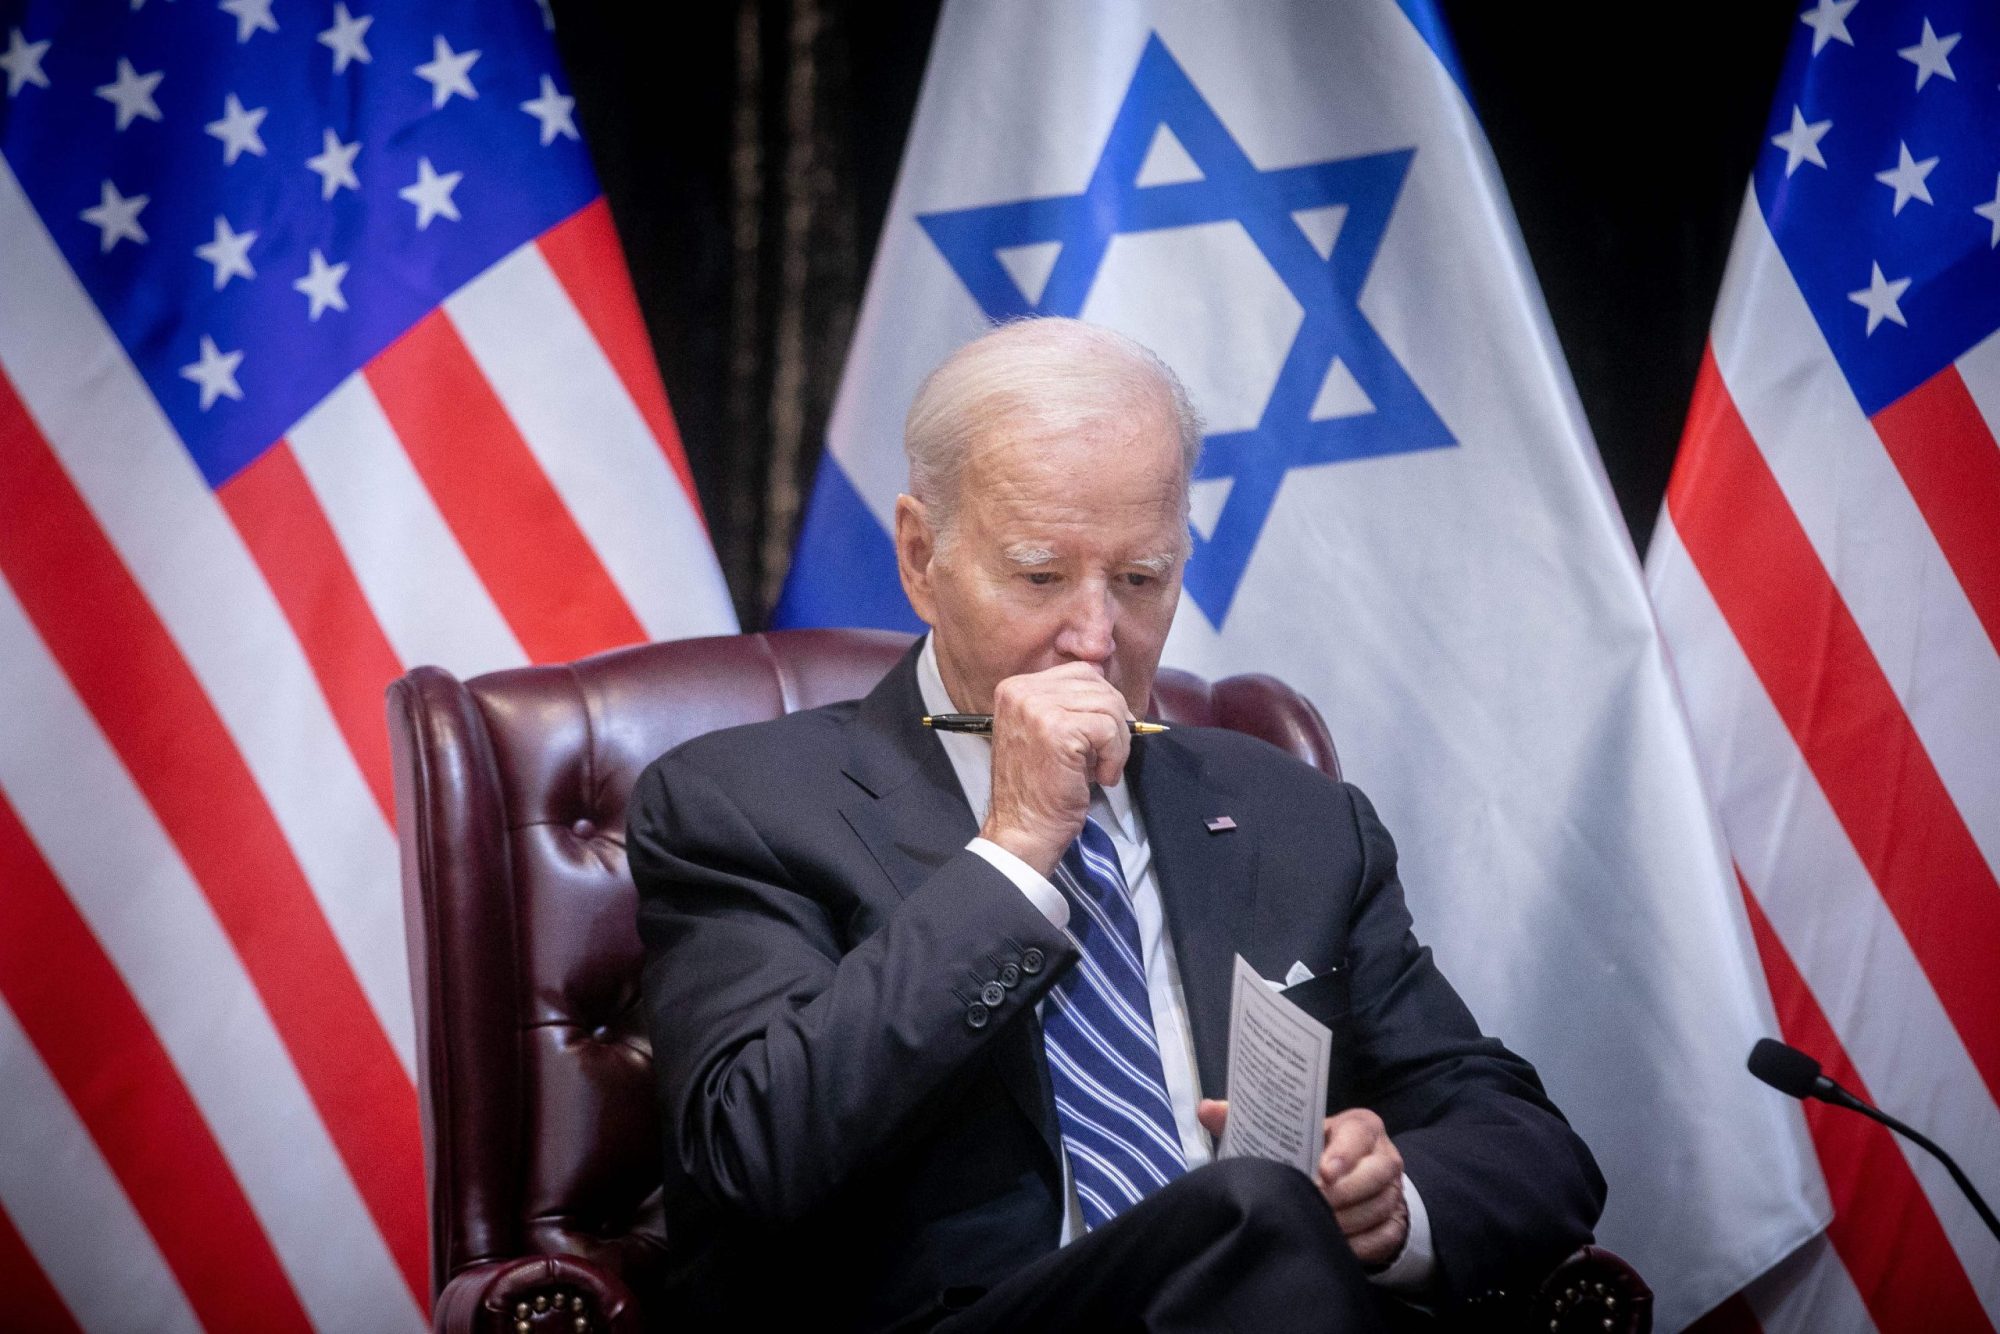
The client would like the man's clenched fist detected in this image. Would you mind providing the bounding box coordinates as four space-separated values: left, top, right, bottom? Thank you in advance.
980 662 1134 875
1196 1100 1411 1270
1317 1107 1408 1269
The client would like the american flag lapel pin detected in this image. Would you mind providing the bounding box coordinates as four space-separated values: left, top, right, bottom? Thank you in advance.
1204 816 1237 833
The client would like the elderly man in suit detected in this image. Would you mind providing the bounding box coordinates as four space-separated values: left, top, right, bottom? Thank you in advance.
628 318 1604 1332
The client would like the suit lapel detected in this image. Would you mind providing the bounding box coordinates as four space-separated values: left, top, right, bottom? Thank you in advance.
1129 735 1257 1099
836 646 980 899
836 642 1062 1164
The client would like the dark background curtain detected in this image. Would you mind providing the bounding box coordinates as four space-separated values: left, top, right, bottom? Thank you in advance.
549 1 1798 628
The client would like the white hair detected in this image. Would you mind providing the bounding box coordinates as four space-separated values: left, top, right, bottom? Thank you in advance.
902 318 1204 533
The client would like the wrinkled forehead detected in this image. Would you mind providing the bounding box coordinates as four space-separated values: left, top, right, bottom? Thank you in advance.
953 418 1192 565
963 396 1187 492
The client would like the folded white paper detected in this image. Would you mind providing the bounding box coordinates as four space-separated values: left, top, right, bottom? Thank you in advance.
1217 953 1333 1176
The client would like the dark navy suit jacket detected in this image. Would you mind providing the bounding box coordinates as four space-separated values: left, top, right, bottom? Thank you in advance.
628 642 1603 1331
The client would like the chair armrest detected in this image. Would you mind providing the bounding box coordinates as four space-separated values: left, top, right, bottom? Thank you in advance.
433 1256 641 1334
1446 1245 1652 1333
1536 1245 1653 1333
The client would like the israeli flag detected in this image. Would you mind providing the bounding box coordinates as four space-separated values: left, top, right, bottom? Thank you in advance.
778 3 1820 1323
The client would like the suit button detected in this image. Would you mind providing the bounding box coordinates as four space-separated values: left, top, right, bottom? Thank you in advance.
980 981 1006 1007
965 1002 990 1029
998 962 1021 988
1021 948 1045 975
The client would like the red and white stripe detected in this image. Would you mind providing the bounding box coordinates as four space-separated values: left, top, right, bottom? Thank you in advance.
1652 192 2000 1332
0 996 200 1333
0 152 733 1328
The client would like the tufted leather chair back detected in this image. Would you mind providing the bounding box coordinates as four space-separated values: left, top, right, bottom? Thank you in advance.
387 627 1340 1314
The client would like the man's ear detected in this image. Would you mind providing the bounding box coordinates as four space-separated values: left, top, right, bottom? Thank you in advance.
894 494 939 625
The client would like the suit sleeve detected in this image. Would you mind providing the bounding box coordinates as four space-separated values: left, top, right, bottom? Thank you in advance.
627 750 1076 1228
1337 784 1607 1300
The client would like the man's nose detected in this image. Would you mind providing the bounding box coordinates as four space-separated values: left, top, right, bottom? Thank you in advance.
1055 584 1116 664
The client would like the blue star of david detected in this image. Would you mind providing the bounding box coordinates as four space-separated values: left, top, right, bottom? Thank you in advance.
918 34 1457 624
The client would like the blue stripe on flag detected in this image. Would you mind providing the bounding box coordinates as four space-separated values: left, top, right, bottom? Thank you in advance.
1391 0 1472 101
773 455 924 631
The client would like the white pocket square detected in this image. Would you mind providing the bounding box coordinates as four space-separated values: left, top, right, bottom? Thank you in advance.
1263 961 1317 992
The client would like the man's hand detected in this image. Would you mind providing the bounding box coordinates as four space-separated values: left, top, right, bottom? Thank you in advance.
1318 1108 1409 1268
980 662 1134 875
1197 1100 1410 1269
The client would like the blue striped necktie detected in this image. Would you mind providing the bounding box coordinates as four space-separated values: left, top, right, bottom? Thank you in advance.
1043 815 1187 1229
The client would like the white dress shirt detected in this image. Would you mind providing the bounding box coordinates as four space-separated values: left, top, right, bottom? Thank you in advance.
916 636 1432 1288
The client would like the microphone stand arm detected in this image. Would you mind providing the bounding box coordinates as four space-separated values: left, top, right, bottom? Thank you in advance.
1821 1081 2000 1244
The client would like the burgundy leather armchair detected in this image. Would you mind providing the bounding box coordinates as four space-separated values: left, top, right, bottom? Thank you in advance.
388 628 1650 1333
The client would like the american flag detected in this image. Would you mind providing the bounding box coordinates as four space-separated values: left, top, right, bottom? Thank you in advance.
1650 0 2000 1328
0 0 735 1328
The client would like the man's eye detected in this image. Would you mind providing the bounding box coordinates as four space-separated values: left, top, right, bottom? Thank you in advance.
1024 571 1056 586
1122 572 1153 588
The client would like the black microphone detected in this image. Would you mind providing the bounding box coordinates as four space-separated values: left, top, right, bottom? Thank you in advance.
1748 1038 2000 1244
1748 1037 1861 1107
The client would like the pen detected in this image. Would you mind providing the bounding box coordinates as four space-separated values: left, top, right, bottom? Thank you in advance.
922 713 1171 736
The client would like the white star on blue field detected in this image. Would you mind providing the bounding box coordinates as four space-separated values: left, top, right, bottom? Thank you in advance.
918 35 1455 623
